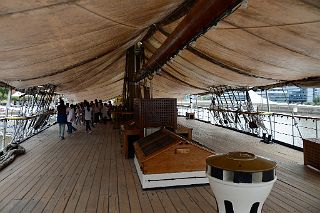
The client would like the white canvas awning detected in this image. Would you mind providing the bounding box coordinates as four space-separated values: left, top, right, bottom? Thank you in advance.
0 0 319 101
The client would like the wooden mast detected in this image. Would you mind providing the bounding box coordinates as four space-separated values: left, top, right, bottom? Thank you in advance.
136 0 243 82
124 45 143 111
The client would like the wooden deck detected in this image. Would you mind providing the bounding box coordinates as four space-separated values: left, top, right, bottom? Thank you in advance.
0 118 319 212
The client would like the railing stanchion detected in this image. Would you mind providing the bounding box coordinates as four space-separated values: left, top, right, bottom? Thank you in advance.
273 115 276 140
292 112 295 146
177 104 319 149
316 119 318 138
2 119 7 149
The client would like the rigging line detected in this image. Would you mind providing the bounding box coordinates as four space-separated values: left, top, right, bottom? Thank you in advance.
221 87 236 125
224 20 319 60
165 58 218 85
58 53 124 87
250 77 319 90
144 46 191 80
160 67 208 91
230 88 245 130
15 33 143 82
209 91 220 124
146 39 258 82
158 27 294 72
1 24 123 53
214 87 227 125
218 20 320 30
300 0 320 9
151 88 189 95
141 0 195 41
63 76 124 94
0 0 78 17
187 47 279 81
5 23 146 71
157 28 284 81
281 87 303 138
74 3 141 29
69 78 124 95
4 28 142 70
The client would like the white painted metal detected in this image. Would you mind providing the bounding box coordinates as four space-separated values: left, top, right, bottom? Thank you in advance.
134 156 209 189
143 127 161 137
2 88 12 149
207 175 276 213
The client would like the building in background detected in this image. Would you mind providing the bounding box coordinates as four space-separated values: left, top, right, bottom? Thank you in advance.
262 87 320 104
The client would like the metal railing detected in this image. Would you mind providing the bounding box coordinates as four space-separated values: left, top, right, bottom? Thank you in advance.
0 111 56 150
178 105 320 150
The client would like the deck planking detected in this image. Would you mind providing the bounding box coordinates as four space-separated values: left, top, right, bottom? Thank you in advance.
0 119 318 212
178 117 320 213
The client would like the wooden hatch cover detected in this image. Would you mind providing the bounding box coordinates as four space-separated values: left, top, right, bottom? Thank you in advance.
134 128 214 174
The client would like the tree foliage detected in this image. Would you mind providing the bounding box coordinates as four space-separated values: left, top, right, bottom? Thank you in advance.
0 87 9 102
314 96 320 105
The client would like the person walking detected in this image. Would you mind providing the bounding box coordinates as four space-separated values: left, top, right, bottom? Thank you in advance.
107 100 113 121
57 99 67 140
101 103 108 124
84 102 92 134
67 104 77 133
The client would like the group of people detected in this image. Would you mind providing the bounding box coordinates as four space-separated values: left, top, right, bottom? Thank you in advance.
56 99 113 140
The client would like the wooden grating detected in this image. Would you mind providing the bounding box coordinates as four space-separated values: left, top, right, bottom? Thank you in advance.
136 128 179 156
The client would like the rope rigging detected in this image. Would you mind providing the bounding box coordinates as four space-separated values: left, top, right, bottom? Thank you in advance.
0 84 57 171
206 86 268 134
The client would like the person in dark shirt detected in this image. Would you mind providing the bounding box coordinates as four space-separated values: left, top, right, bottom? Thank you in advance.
57 99 67 140
107 101 113 121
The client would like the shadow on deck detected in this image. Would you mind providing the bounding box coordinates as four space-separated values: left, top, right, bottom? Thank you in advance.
0 118 319 212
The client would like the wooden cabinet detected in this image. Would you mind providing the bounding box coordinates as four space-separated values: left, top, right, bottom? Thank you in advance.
121 126 142 159
303 138 320 170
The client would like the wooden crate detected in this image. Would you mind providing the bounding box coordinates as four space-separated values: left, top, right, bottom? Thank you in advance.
303 138 320 170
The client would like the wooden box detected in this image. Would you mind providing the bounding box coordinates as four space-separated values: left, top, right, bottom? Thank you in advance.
175 124 193 140
120 121 142 159
303 138 320 170
134 128 214 188
186 112 195 119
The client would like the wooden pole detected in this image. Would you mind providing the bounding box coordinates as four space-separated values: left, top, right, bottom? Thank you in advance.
124 45 143 111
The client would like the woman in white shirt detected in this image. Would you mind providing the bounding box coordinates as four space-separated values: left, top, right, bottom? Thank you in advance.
84 103 92 133
67 104 77 133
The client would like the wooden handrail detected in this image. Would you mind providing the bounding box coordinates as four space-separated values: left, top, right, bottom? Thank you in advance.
0 111 54 121
177 105 320 120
